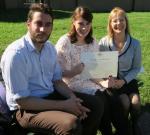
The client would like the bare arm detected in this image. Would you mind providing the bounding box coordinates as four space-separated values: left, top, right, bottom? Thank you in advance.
53 79 90 118
16 80 90 118
63 63 84 78
16 95 89 117
16 96 66 111
53 79 75 98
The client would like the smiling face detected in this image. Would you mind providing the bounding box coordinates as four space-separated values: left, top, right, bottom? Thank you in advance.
69 7 93 44
107 7 130 38
110 13 126 35
27 11 53 46
73 17 92 39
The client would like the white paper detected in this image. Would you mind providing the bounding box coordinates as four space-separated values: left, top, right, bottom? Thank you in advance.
80 51 118 79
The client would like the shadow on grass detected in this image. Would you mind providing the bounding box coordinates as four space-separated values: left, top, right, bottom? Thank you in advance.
138 79 144 88
0 9 72 22
137 80 150 113
142 103 150 113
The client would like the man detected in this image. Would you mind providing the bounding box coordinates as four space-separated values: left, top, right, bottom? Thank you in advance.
0 3 104 135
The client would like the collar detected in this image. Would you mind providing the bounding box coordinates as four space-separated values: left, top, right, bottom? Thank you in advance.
24 32 48 53
108 34 131 56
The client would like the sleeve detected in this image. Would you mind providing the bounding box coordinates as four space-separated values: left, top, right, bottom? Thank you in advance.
1 50 30 101
124 40 142 83
98 36 109 51
52 55 62 81
92 38 100 51
55 35 72 71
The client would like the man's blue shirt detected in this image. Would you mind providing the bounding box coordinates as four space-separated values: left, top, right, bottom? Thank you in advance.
1 33 62 110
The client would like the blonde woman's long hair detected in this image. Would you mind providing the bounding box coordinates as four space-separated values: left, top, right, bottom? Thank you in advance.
107 7 130 39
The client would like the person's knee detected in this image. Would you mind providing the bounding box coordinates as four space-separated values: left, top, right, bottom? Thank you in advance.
119 94 130 111
64 117 82 135
71 119 82 135
55 115 81 135
62 115 78 130
130 94 141 109
131 95 141 111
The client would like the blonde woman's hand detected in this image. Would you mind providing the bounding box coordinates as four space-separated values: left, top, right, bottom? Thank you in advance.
113 79 125 89
64 95 90 119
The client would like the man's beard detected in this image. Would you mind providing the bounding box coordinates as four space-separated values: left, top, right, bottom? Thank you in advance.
34 33 50 44
30 32 51 45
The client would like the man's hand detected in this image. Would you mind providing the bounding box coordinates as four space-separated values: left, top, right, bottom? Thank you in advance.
64 95 90 120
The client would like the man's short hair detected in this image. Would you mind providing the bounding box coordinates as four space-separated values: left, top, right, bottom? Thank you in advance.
27 3 53 21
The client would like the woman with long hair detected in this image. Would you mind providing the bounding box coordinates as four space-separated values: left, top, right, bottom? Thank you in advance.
55 6 113 135
99 7 142 135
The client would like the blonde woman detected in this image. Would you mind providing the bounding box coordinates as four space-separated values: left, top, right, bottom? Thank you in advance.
99 7 142 135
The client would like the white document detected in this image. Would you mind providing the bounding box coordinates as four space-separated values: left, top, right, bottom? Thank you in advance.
80 51 118 79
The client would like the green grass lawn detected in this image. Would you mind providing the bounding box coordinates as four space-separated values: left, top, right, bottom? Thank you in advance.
0 9 150 135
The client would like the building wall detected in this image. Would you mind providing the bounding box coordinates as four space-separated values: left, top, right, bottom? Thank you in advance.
50 0 76 10
78 0 132 11
5 0 24 9
0 0 6 10
4 0 150 11
134 0 150 11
